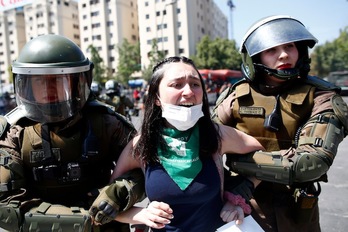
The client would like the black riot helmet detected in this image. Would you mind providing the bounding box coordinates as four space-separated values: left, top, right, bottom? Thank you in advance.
12 34 94 123
240 15 318 82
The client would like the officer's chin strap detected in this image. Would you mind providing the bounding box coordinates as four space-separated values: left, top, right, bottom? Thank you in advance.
254 63 299 81
264 94 283 132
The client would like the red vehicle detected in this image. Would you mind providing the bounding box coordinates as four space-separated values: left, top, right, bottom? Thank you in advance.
199 69 242 83
199 69 242 105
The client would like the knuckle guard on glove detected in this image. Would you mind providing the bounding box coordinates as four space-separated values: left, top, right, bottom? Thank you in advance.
89 186 120 224
224 171 254 202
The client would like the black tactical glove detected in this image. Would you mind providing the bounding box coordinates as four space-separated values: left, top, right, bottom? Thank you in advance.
230 178 254 202
224 169 254 202
89 168 145 224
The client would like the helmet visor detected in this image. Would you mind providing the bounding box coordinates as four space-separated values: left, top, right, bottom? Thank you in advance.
15 73 90 123
243 17 317 57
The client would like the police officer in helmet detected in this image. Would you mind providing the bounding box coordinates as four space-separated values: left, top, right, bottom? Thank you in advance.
100 80 134 117
213 15 348 231
91 81 102 97
0 34 144 232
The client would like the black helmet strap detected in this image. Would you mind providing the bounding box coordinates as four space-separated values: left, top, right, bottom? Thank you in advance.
253 54 311 81
254 63 299 81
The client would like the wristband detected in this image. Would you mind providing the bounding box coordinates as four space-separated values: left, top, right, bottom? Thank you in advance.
224 191 252 215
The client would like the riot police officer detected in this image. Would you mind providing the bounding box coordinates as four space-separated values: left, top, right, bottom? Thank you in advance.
99 80 135 117
91 81 102 97
0 35 144 232
213 15 348 231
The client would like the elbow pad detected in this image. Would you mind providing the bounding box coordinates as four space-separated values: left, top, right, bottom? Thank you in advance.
293 97 348 182
227 149 331 185
227 95 348 185
228 111 347 185
227 151 294 185
297 112 346 164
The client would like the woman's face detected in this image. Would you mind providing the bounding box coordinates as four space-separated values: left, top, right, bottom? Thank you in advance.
31 74 72 104
260 42 299 85
157 62 203 106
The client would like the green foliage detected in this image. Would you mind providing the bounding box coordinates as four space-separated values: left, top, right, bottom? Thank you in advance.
88 44 107 83
117 39 141 84
191 35 242 70
311 27 348 77
142 39 165 81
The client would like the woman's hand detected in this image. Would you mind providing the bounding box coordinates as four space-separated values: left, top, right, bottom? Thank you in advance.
116 201 174 229
135 201 174 229
220 201 244 225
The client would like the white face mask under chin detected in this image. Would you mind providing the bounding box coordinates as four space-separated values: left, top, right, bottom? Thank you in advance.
161 103 204 131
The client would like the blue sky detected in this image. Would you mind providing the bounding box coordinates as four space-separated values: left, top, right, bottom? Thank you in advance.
214 0 348 48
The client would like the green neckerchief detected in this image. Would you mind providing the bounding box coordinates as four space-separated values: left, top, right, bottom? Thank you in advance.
158 125 202 191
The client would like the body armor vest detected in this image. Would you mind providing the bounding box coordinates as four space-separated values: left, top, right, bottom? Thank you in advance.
231 82 316 151
20 112 114 205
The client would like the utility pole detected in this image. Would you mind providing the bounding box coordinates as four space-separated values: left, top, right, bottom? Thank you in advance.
227 0 235 40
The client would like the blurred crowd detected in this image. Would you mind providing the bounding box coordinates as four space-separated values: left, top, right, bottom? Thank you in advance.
91 80 148 121
0 92 16 115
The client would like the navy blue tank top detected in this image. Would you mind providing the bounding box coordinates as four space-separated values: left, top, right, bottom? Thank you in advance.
145 157 224 232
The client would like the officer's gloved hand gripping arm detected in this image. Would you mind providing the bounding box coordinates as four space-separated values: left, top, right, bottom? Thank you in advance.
89 168 145 225
226 93 348 186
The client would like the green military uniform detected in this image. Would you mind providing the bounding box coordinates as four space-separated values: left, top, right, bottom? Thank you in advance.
100 80 135 117
0 100 141 231
213 16 348 232
99 94 134 116
214 77 348 232
0 34 145 232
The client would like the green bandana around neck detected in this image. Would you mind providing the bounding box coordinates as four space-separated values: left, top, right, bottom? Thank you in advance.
158 125 202 191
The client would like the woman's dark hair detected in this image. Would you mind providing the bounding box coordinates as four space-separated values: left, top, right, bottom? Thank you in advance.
133 56 221 164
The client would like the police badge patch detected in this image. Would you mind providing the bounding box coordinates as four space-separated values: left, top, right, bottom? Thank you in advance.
239 106 265 116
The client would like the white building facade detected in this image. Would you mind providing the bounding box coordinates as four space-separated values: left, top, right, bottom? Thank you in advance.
0 0 228 87
0 0 79 89
138 0 228 67
23 0 79 44
0 8 26 90
78 0 139 75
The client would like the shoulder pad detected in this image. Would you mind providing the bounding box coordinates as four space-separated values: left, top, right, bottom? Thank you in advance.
4 107 27 126
232 77 249 87
303 75 341 92
85 99 116 114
